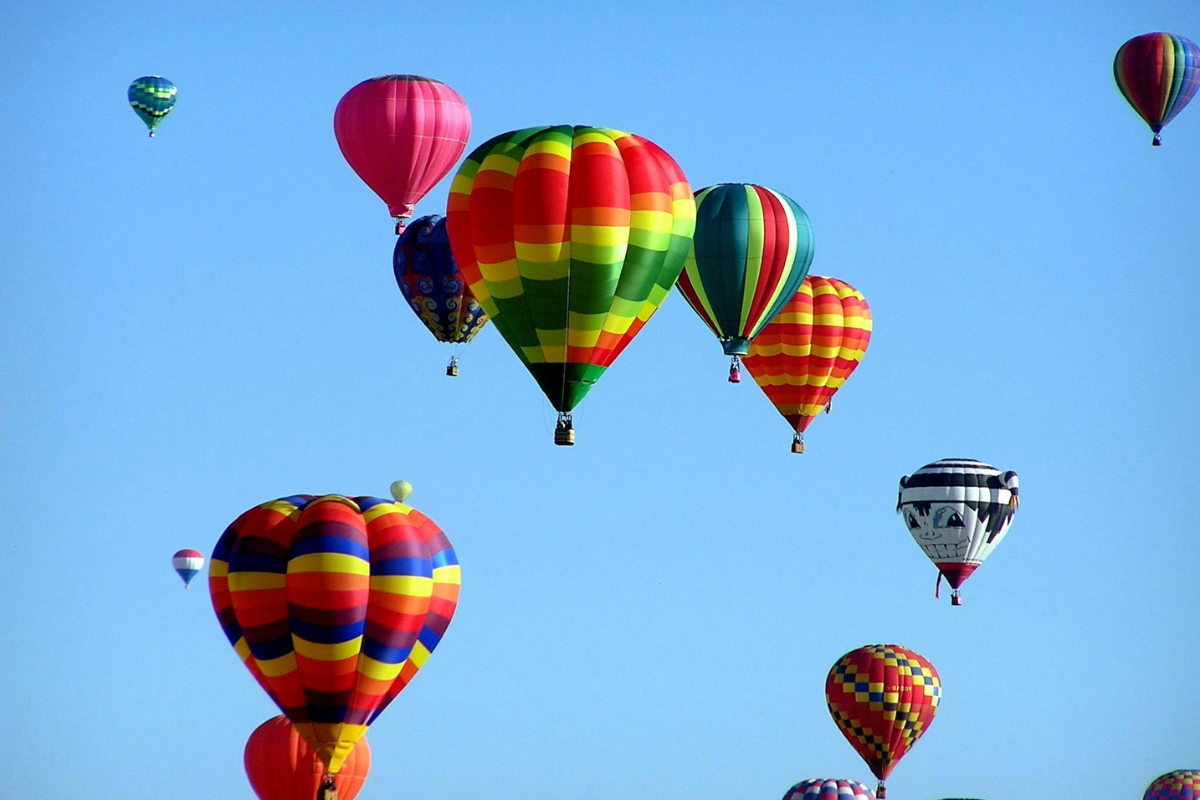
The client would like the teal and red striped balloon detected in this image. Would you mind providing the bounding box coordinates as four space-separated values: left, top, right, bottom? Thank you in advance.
209 489 460 776
1114 33 1200 145
676 183 813 382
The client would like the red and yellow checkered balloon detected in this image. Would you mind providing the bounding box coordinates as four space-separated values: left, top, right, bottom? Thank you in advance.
743 276 870 451
825 644 940 798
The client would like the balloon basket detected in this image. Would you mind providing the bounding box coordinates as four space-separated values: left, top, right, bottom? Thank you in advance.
791 434 804 454
148 131 155 138
554 415 575 446
951 591 963 607
728 356 741 384
446 356 459 377
395 220 407 235
876 782 886 799
320 777 338 800
1153 133 1163 146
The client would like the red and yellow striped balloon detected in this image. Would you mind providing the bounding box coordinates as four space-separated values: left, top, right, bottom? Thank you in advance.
742 276 871 452
209 492 460 774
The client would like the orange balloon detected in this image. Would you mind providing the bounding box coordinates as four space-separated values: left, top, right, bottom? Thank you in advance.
244 716 371 800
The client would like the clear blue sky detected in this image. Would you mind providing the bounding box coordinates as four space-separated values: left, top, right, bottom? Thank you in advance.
2 1 1197 798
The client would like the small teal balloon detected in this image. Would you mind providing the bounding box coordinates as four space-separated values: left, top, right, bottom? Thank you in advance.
128 76 177 137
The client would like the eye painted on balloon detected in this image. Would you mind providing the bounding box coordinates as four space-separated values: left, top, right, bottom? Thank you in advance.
906 513 921 530
933 507 965 528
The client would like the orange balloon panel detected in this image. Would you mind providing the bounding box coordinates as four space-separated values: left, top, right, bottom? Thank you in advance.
245 715 370 800
743 276 871 440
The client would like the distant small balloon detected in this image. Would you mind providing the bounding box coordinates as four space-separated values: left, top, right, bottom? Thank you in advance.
128 76 177 137
389 481 413 503
171 549 204 588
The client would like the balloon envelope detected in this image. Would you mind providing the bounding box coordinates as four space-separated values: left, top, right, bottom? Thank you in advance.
128 76 177 135
825 644 941 787
783 778 875 799
171 548 204 587
334 76 471 224
209 492 460 773
447 124 695 413
1114 33 1200 145
245 715 370 800
677 183 814 357
898 459 1019 600
394 215 488 344
743 276 871 447
1144 770 1200 799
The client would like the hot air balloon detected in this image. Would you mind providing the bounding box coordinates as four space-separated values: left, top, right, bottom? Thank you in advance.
676 183 814 383
128 76 177 137
826 644 941 800
394 214 488 376
334 76 471 233
245 716 370 800
783 778 876 800
209 483 460 796
897 459 1019 606
447 124 696 445
171 548 204 588
1114 33 1200 145
742 276 871 453
1145 770 1200 799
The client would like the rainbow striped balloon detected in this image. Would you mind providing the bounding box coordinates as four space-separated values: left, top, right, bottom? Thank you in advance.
447 125 695 425
676 183 814 380
209 492 460 774
1114 32 1200 145
742 276 871 452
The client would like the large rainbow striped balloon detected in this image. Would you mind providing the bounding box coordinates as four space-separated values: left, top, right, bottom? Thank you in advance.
209 490 460 774
742 276 871 453
676 183 814 382
447 125 695 439
1114 32 1200 145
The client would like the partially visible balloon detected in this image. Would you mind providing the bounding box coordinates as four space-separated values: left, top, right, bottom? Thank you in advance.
334 76 471 232
447 124 696 444
128 76 177 137
171 548 204 588
1144 770 1200 799
394 215 488 375
826 644 941 799
783 778 876 800
209 486 460 777
676 183 814 382
245 716 370 800
743 276 871 453
897 459 1019 606
1114 33 1200 145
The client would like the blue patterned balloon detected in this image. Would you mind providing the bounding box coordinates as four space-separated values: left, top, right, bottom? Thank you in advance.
394 215 488 346
128 76 177 136
783 779 876 800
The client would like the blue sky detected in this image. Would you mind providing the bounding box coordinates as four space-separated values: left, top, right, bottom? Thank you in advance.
2 1 1197 798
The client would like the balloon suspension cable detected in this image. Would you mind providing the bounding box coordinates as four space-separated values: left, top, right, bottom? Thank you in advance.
1153 133 1163 146
791 432 804 454
728 356 741 383
951 589 963 607
554 413 575 446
